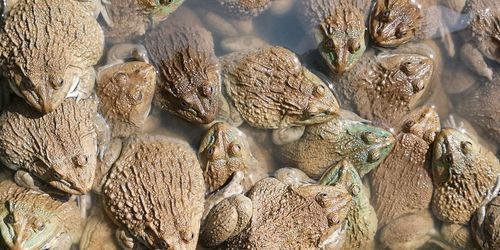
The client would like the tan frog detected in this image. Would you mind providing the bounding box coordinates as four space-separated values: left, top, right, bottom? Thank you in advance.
280 110 395 179
0 180 81 250
333 47 434 128
198 121 266 193
95 61 156 139
221 46 339 129
200 177 352 249
144 8 220 124
472 194 500 249
0 0 104 114
432 128 500 224
0 97 98 195
370 106 441 249
102 135 205 249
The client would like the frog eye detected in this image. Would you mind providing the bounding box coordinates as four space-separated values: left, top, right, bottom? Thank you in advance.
396 26 409 38
23 79 36 90
36 222 45 232
53 172 62 180
350 184 360 196
313 85 326 98
315 193 330 207
201 85 214 97
228 143 241 157
180 100 191 109
129 91 143 102
444 154 454 164
412 81 425 93
73 155 88 167
51 78 64 89
367 149 381 163
5 214 14 224
181 230 195 242
207 146 215 157
347 39 361 54
403 120 416 132
113 72 129 84
461 141 473 154
381 10 391 21
361 132 377 144
325 39 335 49
158 240 169 249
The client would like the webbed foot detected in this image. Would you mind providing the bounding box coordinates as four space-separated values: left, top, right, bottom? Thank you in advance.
116 229 135 250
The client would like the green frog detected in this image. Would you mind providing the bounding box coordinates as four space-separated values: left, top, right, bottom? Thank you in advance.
280 110 395 179
320 160 378 249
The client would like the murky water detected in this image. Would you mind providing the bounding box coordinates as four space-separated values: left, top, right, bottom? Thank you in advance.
0 0 499 249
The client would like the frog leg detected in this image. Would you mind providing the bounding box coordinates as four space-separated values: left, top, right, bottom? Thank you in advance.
271 126 305 145
77 67 96 100
14 170 39 191
319 219 348 249
116 229 135 250
95 113 111 160
460 42 493 80
471 174 500 247
203 171 245 220
200 194 252 247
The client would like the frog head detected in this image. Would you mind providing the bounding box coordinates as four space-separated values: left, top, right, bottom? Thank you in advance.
0 199 61 250
314 9 366 74
198 122 255 192
370 0 421 47
299 68 339 125
139 220 198 250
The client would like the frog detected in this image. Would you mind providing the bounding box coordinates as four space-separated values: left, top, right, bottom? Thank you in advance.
95 61 156 139
298 0 372 74
440 222 476 249
432 128 500 225
200 177 352 249
455 72 500 145
101 134 205 249
0 97 98 195
144 7 221 124
0 0 104 114
319 160 378 249
0 180 81 250
221 46 339 129
472 192 500 249
80 199 120 250
280 110 395 179
136 0 184 24
332 46 434 128
369 0 457 56
370 105 441 249
198 121 267 193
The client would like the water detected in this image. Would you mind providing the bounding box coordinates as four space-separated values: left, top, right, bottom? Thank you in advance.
1 0 499 249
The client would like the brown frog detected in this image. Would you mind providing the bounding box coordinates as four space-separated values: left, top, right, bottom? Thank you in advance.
221 46 339 129
0 0 104 113
144 8 220 124
280 110 395 179
102 135 205 249
432 128 500 224
198 121 266 193
95 61 156 139
370 106 440 249
333 47 434 128
200 177 352 249
472 194 500 249
0 180 81 250
0 97 98 195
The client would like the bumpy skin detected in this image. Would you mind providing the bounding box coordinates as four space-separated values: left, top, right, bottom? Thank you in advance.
299 0 371 74
100 0 150 42
96 62 156 138
320 161 378 249
0 180 80 250
473 196 500 249
202 177 352 249
280 112 395 179
144 10 220 124
456 74 500 144
0 97 98 195
465 0 500 65
198 122 260 193
102 135 205 249
432 128 500 224
334 49 434 128
215 0 272 17
0 0 104 113
370 106 440 249
221 46 339 129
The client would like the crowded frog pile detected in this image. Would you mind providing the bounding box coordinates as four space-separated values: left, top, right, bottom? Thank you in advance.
0 0 499 249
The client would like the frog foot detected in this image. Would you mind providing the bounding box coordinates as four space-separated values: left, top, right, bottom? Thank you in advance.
66 67 95 100
203 171 245 220
460 43 493 80
116 229 135 250
475 175 500 226
201 194 253 247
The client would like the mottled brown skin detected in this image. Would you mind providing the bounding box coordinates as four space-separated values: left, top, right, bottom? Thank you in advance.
96 62 156 138
455 73 500 145
473 196 500 249
0 97 98 195
100 0 150 42
432 128 500 224
198 122 261 193
201 177 352 249
299 0 371 74
334 49 434 128
102 135 205 249
370 106 440 249
144 10 220 124
215 0 271 17
0 0 104 113
0 180 81 250
221 46 339 129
